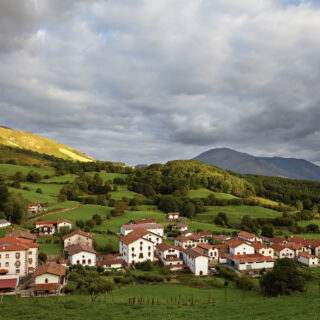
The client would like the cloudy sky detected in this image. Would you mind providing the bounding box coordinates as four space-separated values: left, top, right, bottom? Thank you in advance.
1 0 320 164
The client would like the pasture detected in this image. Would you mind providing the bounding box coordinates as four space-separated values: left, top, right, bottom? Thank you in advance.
0 163 55 177
188 188 238 200
1 283 320 320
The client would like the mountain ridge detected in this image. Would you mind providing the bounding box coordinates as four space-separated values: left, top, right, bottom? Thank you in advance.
0 126 94 162
193 147 320 180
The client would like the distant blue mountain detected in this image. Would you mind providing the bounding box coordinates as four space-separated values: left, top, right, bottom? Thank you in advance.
194 148 320 180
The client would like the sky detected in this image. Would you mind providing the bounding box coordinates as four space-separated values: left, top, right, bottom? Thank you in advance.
1 0 320 165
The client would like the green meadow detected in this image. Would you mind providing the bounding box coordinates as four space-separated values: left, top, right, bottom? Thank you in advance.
188 188 238 200
1 283 320 320
0 163 55 177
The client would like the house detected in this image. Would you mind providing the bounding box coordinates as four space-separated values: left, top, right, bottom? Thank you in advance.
28 203 46 216
176 223 188 233
97 254 124 270
0 219 11 228
63 230 93 248
119 229 155 265
0 236 38 277
272 245 295 259
33 219 72 235
197 243 219 265
181 247 209 276
156 243 185 271
120 222 164 237
167 212 180 221
212 234 232 243
7 230 37 242
66 244 96 267
251 242 274 257
228 254 274 272
238 231 262 243
33 262 66 295
297 252 318 267
174 233 209 249
225 239 255 255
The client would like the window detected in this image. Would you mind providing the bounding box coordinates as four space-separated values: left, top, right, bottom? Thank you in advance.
139 253 143 258
132 254 135 258
16 269 20 274
140 247 143 251
148 252 151 257
15 261 21 267
140 241 143 245
88 259 92 265
15 252 20 259
29 251 32 255
82 259 86 264
131 247 134 251
76 260 80 264
148 246 151 250
45 278 49 284
5 262 9 267
5 254 9 259
28 258 33 264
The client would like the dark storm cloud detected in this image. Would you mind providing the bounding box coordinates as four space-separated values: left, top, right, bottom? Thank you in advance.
1 0 320 164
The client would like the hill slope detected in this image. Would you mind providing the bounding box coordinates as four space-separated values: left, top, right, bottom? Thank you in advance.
0 126 94 162
194 148 320 180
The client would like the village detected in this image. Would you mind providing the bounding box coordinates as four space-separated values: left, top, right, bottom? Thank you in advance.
1 208 320 296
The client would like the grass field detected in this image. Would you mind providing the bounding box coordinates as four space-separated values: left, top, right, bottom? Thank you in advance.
9 187 57 204
42 174 78 183
0 163 55 177
87 171 127 182
38 238 62 256
188 188 238 200
195 205 281 224
110 186 141 200
2 283 320 320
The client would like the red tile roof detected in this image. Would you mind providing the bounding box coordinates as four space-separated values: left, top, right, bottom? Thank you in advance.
66 244 96 255
63 229 92 240
7 230 37 241
298 252 316 259
34 262 66 277
0 236 38 251
238 231 257 239
156 243 181 252
122 223 163 231
229 253 273 263
184 247 208 258
225 238 247 248
97 254 123 267
120 229 153 245
0 278 17 289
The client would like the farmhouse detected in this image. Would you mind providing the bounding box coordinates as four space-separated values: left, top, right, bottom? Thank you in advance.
0 219 11 228
225 239 255 255
97 254 124 270
120 222 164 237
228 254 274 272
0 236 38 277
33 219 72 235
176 223 188 233
251 242 274 257
63 230 93 248
28 203 46 216
238 231 262 243
156 243 184 271
197 243 219 265
119 229 155 265
272 244 295 259
33 262 66 295
181 247 209 276
167 212 180 221
297 252 318 267
66 244 96 267
174 232 210 249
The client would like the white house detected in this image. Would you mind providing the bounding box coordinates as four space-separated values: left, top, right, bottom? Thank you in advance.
176 224 188 233
156 243 184 271
33 262 66 294
97 254 124 270
252 242 274 257
66 244 96 267
182 247 209 276
33 219 72 235
197 243 219 265
272 245 295 259
228 254 274 272
238 231 262 243
174 233 210 249
167 212 180 221
120 222 164 237
119 229 155 265
297 252 318 267
28 203 46 216
226 239 255 255
0 236 38 277
63 230 93 248
0 219 11 228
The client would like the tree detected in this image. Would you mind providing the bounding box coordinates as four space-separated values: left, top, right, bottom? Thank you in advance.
181 202 195 218
38 252 47 264
296 200 304 212
261 224 275 238
36 188 43 194
4 193 26 224
260 258 306 296
26 171 42 183
214 212 229 227
306 223 319 233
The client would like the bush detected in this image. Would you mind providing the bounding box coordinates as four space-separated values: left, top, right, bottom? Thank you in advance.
206 278 225 289
135 274 164 283
216 265 239 281
236 276 257 291
135 260 153 271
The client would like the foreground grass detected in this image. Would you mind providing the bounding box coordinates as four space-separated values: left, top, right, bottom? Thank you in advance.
2 283 320 320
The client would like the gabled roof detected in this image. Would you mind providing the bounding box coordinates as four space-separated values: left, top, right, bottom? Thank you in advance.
34 262 66 277
6 230 37 241
66 244 96 255
184 247 208 258
0 236 38 251
97 254 123 267
272 244 294 252
238 231 258 239
298 252 317 259
33 218 71 226
120 229 153 245
197 243 217 251
63 229 92 240
156 243 181 252
225 238 248 249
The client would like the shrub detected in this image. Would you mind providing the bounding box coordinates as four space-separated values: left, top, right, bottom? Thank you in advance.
236 276 257 291
135 260 153 271
135 274 164 283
